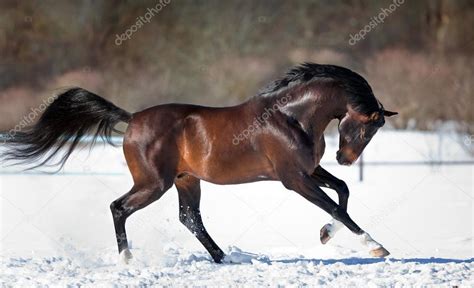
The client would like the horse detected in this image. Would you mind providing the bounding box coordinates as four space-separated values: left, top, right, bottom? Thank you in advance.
1 63 397 264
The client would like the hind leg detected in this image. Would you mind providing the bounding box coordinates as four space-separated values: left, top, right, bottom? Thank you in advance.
110 182 172 263
111 131 178 263
175 175 225 263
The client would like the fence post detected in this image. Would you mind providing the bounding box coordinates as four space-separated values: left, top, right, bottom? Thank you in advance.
359 153 364 182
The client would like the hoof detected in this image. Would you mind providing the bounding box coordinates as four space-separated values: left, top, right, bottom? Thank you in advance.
320 224 332 244
370 246 390 258
119 248 133 264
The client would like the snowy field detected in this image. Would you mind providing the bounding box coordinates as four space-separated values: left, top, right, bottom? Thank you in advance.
0 130 472 287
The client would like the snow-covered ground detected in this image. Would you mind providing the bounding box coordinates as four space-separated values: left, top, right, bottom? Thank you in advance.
1 130 472 287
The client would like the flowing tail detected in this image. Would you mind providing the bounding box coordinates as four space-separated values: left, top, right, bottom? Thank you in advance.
0 87 132 170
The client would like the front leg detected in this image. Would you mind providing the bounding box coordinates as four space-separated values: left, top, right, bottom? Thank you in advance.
281 171 390 257
311 166 349 244
311 166 349 210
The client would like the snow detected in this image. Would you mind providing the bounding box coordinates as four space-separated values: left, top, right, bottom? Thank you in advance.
1 250 472 287
1 130 473 287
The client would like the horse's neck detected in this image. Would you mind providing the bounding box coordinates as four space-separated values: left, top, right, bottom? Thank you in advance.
247 83 347 137
277 89 344 137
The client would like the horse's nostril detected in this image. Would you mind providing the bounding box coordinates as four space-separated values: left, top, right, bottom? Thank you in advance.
336 151 345 164
336 150 354 165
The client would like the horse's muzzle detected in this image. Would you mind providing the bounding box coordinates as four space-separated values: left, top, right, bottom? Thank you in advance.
336 150 353 166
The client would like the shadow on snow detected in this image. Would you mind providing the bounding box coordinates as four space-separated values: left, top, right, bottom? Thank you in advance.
272 257 474 266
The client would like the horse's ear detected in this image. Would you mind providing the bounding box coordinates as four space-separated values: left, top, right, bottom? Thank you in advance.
383 110 398 117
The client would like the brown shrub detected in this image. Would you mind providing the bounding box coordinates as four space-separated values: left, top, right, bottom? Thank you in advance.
365 49 473 132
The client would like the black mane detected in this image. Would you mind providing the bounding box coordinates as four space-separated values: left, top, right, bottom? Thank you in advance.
258 63 380 115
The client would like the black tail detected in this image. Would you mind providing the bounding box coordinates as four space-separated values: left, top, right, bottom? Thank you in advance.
1 88 132 170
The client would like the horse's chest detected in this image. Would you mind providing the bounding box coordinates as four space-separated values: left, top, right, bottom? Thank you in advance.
297 135 326 171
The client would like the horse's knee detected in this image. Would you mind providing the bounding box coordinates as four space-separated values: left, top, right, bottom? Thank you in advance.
179 207 194 226
179 208 187 225
179 208 202 232
336 180 349 198
179 214 195 232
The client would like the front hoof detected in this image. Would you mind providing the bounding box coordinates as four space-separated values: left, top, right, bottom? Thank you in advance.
119 248 133 264
370 246 390 258
320 224 332 244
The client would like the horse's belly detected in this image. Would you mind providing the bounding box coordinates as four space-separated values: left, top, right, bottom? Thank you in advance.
184 150 276 185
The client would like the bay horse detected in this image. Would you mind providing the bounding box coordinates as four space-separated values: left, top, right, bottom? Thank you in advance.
1 63 397 263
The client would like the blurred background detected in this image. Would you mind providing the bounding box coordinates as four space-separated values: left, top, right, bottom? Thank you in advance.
0 0 472 135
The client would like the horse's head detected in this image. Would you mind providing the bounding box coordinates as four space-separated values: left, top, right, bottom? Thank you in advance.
337 106 397 165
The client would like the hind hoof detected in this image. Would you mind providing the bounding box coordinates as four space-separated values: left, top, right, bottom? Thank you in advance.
320 224 332 244
370 246 390 258
119 248 133 264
